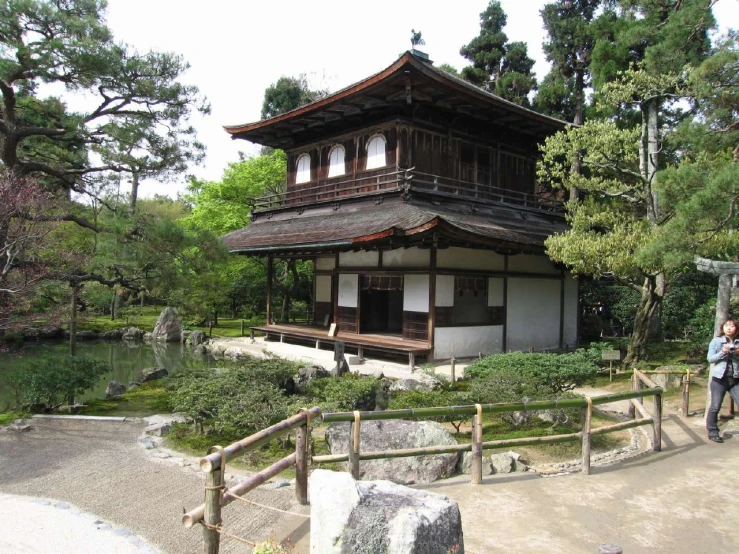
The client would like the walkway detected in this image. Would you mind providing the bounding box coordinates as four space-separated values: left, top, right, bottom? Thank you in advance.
1 400 737 553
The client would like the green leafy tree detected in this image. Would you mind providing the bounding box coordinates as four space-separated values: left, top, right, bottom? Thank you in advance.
261 75 328 120
459 1 537 105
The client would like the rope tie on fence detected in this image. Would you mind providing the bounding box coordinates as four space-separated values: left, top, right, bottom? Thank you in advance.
204 445 226 493
226 493 311 518
300 407 313 456
199 521 256 547
585 397 593 434
353 410 361 454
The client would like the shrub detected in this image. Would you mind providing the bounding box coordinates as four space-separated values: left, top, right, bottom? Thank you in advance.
464 350 599 394
304 373 380 411
8 355 109 411
388 389 473 433
253 534 294 554
166 367 291 438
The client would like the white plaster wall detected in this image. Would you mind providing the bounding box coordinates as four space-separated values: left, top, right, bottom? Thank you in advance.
435 275 455 307
487 278 504 306
315 257 336 271
383 247 430 267
563 273 579 348
339 251 379 267
506 277 561 351
403 274 429 312
434 326 504 359
437 247 505 271
507 254 560 275
338 274 358 308
315 275 332 303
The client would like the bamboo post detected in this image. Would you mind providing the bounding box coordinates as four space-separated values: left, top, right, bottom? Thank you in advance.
581 397 592 475
628 372 636 419
349 411 360 479
450 356 456 383
681 369 690 417
203 461 223 554
653 393 662 452
471 404 483 484
240 320 245 337
295 420 308 505
609 360 613 383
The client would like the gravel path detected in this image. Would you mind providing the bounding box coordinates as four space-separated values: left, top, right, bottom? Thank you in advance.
0 418 309 553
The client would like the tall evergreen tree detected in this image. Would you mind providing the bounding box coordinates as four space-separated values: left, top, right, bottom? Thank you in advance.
460 1 537 106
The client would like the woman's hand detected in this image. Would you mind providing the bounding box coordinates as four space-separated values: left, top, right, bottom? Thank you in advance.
721 343 732 355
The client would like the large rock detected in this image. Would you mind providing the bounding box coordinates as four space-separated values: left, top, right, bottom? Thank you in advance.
75 330 99 340
105 380 127 399
150 307 183 342
139 367 168 383
188 330 206 346
326 420 458 484
122 327 145 341
295 365 330 387
102 328 125 340
389 377 441 393
456 450 528 475
310 469 464 554
651 366 686 391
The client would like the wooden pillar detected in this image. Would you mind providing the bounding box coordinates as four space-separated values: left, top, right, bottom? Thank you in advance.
581 401 592 475
653 393 662 452
203 468 223 554
681 370 690 417
628 372 636 419
502 255 508 352
266 255 274 325
428 247 437 356
348 418 360 480
295 422 308 505
409 352 415 372
558 270 565 350
471 410 483 485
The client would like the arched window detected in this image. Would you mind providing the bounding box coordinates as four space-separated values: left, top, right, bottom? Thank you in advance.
366 135 387 170
328 145 345 178
296 154 311 184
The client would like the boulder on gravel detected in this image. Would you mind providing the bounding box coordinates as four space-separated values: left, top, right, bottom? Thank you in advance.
309 469 464 554
388 377 441 393
326 420 458 484
295 365 330 387
139 367 168 383
457 450 527 475
105 380 127 399
188 330 206 346
150 307 183 342
10 419 32 432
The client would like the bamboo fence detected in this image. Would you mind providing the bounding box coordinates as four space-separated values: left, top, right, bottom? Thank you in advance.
182 385 665 552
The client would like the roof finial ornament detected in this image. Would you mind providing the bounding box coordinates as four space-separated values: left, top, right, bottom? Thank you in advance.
410 29 425 48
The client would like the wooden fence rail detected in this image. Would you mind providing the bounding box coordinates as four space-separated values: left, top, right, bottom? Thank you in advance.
182 388 664 552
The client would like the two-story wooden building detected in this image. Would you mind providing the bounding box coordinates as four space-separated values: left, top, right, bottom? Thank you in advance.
222 51 579 368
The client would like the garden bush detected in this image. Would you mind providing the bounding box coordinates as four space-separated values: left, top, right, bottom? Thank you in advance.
166 367 290 438
303 373 380 412
388 389 473 433
7 355 109 411
464 350 599 393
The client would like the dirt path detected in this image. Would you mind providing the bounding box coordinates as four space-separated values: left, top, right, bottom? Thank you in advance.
0 418 308 554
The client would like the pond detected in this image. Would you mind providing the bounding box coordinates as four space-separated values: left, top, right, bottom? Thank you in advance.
0 340 218 411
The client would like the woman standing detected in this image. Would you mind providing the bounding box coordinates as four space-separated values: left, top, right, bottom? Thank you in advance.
706 319 739 443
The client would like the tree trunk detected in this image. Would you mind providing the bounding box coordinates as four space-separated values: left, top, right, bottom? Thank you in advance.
569 67 585 202
714 273 733 336
129 172 139 214
280 291 291 324
110 292 117 320
70 284 79 356
625 275 665 365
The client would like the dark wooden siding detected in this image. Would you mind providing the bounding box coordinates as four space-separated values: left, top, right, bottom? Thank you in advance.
403 311 428 341
337 306 358 334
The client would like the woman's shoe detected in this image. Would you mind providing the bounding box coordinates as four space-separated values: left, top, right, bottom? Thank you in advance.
708 435 724 443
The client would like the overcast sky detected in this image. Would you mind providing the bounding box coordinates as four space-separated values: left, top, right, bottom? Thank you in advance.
101 0 738 199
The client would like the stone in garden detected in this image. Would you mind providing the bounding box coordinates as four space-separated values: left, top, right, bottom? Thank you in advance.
295 365 330 387
139 367 168 383
151 307 183 342
651 367 685 391
347 356 363 365
389 377 440 393
142 332 152 342
723 419 739 438
181 330 192 343
456 450 526 475
331 358 350 378
102 328 125 339
122 327 145 341
188 330 206 346
37 326 63 339
309 469 464 554
145 422 172 437
325 420 458 484
127 382 140 391
10 419 31 432
105 380 127 399
490 452 514 474
75 330 99 340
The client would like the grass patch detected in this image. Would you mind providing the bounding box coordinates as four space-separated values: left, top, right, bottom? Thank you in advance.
0 411 31 426
78 381 170 417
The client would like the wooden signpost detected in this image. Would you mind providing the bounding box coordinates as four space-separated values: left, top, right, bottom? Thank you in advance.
602 350 621 382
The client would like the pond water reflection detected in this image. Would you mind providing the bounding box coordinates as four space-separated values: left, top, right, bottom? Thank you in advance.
0 340 218 411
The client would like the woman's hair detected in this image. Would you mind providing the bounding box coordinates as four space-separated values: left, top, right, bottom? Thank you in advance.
718 319 738 337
